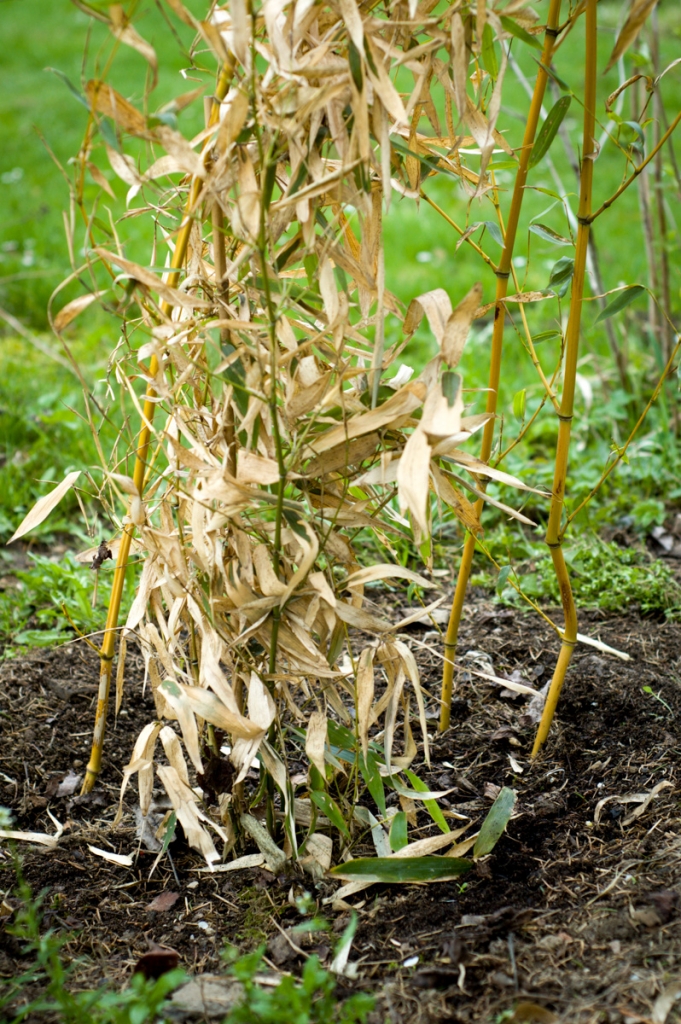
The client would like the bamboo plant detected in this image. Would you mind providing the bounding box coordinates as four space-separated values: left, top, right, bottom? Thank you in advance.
10 0 681 872
24 0 537 868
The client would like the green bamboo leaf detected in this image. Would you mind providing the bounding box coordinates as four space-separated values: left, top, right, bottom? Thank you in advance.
442 371 461 410
474 786 516 858
535 61 572 94
532 329 562 343
389 812 408 852
529 96 572 168
404 769 450 834
330 856 473 884
359 751 386 817
160 811 177 855
501 16 542 51
46 68 90 110
527 186 564 200
496 565 512 593
98 118 120 152
480 221 504 248
529 223 573 247
595 285 646 324
348 39 364 92
621 120 645 151
481 23 499 81
310 791 351 840
386 775 453 803
512 388 526 421
545 256 575 298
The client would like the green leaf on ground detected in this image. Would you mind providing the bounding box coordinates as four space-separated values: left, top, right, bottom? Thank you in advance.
330 856 473 883
474 787 516 858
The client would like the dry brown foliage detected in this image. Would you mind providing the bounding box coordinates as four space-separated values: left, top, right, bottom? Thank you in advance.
43 0 543 866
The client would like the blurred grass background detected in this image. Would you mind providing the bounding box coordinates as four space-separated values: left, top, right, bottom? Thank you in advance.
1 0 681 650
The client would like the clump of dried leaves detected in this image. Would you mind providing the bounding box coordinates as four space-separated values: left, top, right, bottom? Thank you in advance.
49 0 537 866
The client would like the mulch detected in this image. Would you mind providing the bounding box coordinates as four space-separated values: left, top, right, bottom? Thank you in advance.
2 598 681 1023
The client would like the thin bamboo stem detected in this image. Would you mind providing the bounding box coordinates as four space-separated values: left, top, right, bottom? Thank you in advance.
439 0 562 732
589 109 681 223
531 0 597 758
566 326 681 528
81 61 235 794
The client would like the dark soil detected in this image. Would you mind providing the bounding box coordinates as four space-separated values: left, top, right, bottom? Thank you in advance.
2 601 681 1023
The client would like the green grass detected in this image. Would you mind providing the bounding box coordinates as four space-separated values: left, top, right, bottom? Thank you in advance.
1 0 680 650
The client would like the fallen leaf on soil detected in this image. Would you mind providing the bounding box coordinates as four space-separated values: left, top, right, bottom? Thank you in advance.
55 771 82 798
87 845 134 867
0 810 64 849
411 966 462 989
594 780 673 825
652 981 681 1024
330 854 472 884
146 891 180 913
195 853 265 872
133 942 180 979
648 890 680 922
0 900 15 919
474 786 516 858
506 1002 559 1024
630 904 663 927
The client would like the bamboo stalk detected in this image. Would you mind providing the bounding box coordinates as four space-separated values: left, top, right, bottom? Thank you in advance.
439 0 562 732
81 62 235 795
531 0 598 758
650 8 673 371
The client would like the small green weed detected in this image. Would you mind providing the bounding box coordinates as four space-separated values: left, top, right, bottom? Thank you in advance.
0 552 135 657
223 940 374 1024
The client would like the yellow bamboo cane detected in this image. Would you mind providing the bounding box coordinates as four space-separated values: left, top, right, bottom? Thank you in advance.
439 0 563 731
81 62 235 794
531 0 597 757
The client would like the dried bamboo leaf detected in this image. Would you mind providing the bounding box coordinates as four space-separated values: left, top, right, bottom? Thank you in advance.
397 427 431 536
356 648 375 760
605 0 660 73
441 283 482 368
305 710 328 778
308 382 426 455
94 248 211 310
157 765 220 865
7 471 81 544
109 5 158 88
86 80 148 136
